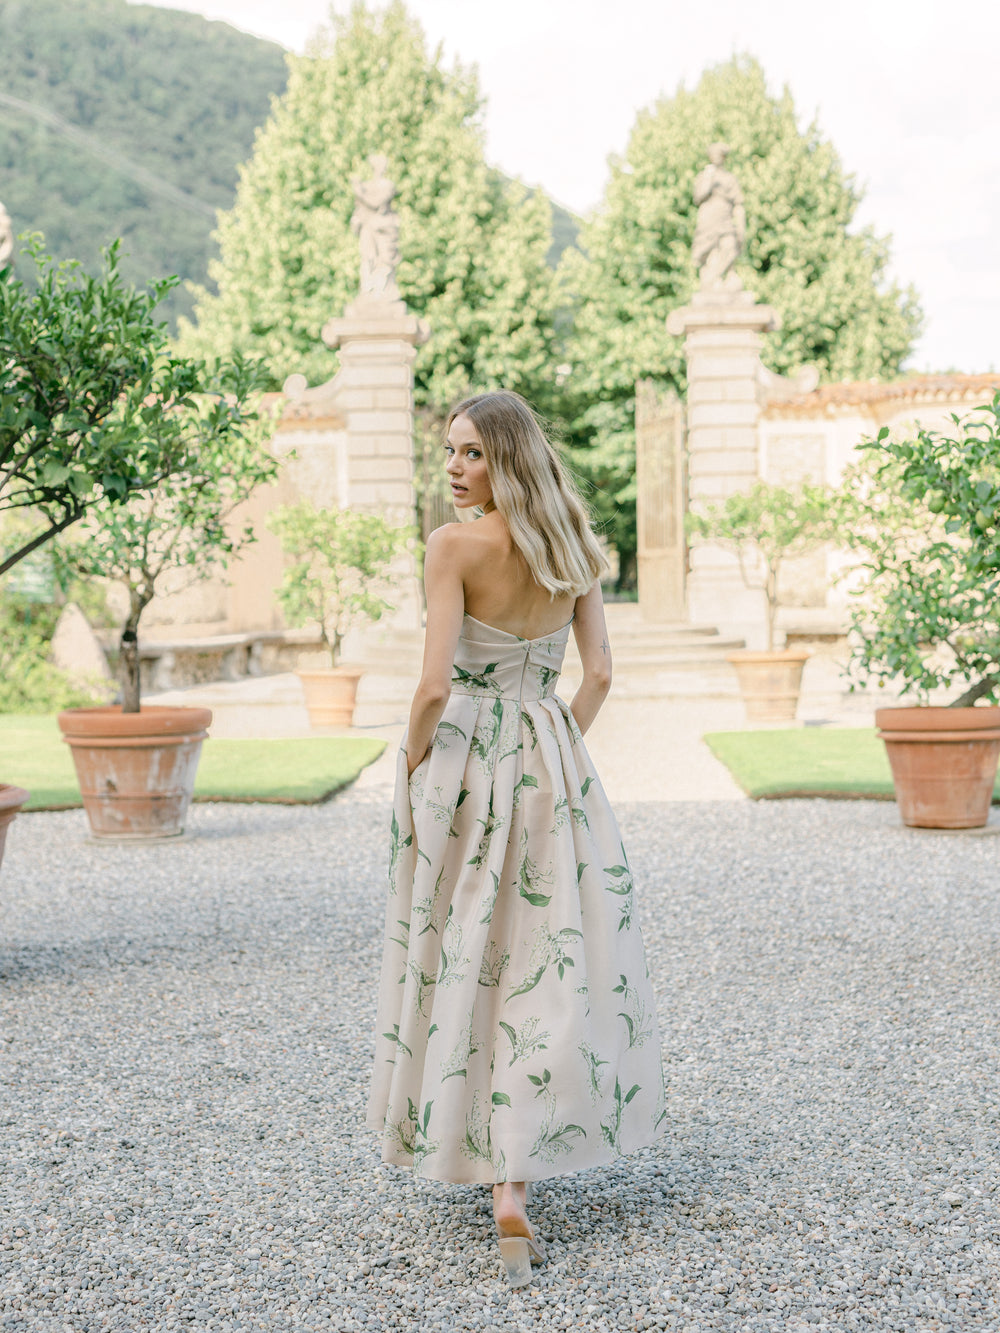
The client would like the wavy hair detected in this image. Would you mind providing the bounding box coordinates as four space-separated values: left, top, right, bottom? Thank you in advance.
447 391 608 598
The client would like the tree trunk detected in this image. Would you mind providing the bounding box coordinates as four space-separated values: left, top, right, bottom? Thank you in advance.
119 588 152 713
951 674 1000 708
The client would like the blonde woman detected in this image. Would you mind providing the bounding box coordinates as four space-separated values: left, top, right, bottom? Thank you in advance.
368 391 666 1286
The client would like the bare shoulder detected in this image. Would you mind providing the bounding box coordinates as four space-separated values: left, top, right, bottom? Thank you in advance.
427 518 504 566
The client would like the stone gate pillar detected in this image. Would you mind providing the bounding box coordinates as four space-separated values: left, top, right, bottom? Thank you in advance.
666 290 778 645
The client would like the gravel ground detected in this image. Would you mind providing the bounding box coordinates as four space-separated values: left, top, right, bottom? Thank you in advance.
1 790 999 1332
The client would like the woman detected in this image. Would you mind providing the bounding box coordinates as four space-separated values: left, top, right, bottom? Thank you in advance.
367 391 666 1286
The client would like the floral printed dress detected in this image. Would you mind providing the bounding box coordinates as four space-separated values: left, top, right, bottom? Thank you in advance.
367 613 667 1184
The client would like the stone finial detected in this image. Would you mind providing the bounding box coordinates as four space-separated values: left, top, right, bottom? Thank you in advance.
349 153 401 304
0 199 13 267
691 143 746 292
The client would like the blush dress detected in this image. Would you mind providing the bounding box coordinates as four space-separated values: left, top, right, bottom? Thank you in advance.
367 612 667 1183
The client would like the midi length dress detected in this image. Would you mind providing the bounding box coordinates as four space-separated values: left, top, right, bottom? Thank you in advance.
367 613 667 1184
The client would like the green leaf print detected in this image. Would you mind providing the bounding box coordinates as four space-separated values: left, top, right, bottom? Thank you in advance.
389 918 410 950
382 1024 412 1059
478 940 510 989
536 665 558 695
441 1015 479 1081
498 1017 550 1067
470 697 505 768
437 912 470 990
460 1092 495 1165
412 867 447 937
508 926 583 997
435 720 468 744
521 711 539 749
580 775 593 796
387 810 413 894
492 1091 512 1108
468 788 505 870
526 1069 588 1162
453 662 502 694
408 963 436 1017
517 829 553 907
615 976 654 1050
580 1042 610 1105
478 870 501 925
577 861 588 884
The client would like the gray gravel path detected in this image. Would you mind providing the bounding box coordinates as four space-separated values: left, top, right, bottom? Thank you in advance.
1 792 999 1331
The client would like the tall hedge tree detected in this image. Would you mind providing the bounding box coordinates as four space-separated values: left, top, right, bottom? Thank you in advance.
178 1 558 416
561 56 923 583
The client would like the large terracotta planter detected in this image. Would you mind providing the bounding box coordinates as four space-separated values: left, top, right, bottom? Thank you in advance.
0 785 30 873
876 706 1000 829
726 648 811 723
296 666 364 727
57 706 212 841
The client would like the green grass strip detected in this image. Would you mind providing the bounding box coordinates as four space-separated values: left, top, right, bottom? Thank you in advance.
705 726 1000 801
0 716 386 810
704 727 897 800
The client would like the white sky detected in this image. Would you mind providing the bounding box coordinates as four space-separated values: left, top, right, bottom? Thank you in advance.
139 0 1000 375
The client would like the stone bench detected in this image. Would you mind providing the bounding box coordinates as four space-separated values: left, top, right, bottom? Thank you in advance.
98 630 326 692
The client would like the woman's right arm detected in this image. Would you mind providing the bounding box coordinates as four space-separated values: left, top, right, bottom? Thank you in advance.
569 581 612 735
406 525 465 775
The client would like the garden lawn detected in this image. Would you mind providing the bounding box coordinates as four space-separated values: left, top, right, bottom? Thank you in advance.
0 717 385 810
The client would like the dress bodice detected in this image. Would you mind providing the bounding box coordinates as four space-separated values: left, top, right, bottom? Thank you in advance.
450 613 571 703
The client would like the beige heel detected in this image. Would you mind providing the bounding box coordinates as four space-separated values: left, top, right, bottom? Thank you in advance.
498 1235 533 1287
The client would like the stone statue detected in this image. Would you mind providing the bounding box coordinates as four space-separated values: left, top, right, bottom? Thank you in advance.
0 199 13 267
350 153 401 302
691 143 746 292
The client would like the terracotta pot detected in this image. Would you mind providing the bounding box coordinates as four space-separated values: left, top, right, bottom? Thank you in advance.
0 784 30 873
876 705 1000 829
57 706 212 841
726 649 811 723
296 666 364 727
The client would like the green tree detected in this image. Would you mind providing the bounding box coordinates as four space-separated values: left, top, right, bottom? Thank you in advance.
268 503 412 667
561 56 923 584
60 355 275 712
1 237 190 574
178 1 559 416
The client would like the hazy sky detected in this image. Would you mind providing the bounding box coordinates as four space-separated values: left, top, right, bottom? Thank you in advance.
139 0 999 375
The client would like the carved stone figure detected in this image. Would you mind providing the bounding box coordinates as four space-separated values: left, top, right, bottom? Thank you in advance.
350 154 401 302
0 199 13 267
691 143 746 291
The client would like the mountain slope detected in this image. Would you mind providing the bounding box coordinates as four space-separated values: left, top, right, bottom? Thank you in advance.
0 0 289 325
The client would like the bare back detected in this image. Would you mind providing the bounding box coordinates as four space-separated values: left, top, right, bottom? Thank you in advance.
455 513 576 639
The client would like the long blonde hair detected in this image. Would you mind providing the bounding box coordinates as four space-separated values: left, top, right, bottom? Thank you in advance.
447 391 609 598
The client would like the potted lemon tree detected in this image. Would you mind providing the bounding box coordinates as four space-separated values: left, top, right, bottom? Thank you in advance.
841 395 1000 828
686 482 834 722
56 356 274 841
268 502 412 727
1 237 230 861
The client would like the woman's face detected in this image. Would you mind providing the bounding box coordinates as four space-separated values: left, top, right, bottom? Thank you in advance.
445 414 492 511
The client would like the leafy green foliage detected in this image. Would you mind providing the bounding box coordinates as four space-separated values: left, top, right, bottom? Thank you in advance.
58 355 277 712
0 593 105 714
561 56 923 581
840 397 1000 707
687 482 835 649
0 237 204 573
268 503 413 667
178 2 560 414
0 0 288 329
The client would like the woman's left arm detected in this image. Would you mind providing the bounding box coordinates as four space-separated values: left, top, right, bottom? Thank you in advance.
406 525 465 775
